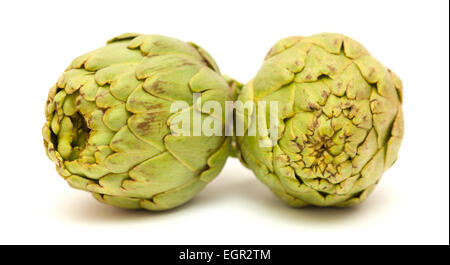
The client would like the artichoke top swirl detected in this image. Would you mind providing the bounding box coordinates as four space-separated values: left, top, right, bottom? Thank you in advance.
237 33 404 207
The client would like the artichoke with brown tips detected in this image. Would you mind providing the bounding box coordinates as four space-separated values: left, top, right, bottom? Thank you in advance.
43 33 233 210
236 33 404 207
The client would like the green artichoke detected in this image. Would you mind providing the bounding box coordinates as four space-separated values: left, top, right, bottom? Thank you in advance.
236 33 404 207
43 33 233 210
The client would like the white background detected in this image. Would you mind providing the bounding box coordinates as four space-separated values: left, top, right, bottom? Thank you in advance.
0 0 448 245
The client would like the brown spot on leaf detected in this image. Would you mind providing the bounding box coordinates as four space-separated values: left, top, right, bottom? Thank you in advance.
137 121 150 131
181 61 195 66
111 139 123 145
145 103 163 111
150 80 166 94
307 102 320 111
344 131 353 137
135 112 166 132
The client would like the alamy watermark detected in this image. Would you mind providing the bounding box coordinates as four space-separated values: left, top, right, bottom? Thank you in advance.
169 93 279 147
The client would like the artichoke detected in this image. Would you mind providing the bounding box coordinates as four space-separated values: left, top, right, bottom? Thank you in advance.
236 33 404 207
43 33 233 210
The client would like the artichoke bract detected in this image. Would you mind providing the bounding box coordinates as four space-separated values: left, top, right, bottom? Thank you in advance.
237 33 404 207
43 33 233 210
